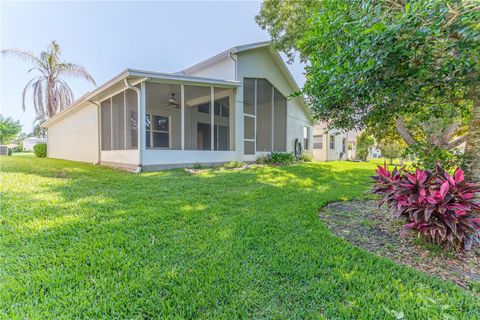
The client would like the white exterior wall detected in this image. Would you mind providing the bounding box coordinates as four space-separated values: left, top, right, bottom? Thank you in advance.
327 132 347 161
313 126 328 161
143 150 236 166
183 56 236 80
236 47 312 160
47 103 99 163
101 150 138 165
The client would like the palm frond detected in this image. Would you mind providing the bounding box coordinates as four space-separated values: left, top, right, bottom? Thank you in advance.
56 63 96 85
21 76 42 112
2 48 46 69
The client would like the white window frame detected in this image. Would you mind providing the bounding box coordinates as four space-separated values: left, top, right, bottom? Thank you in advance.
313 134 323 149
146 113 170 149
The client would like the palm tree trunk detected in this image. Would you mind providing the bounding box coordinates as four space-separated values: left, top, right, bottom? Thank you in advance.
464 81 480 183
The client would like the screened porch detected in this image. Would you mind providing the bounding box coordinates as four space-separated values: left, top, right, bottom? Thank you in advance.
98 79 237 168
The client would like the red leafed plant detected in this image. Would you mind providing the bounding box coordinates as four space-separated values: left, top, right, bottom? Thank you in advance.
372 164 480 251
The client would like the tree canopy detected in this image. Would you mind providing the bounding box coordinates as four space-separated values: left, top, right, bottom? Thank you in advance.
257 0 480 181
0 115 22 145
2 41 96 119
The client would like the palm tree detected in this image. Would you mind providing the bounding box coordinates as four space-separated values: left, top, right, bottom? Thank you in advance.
2 41 96 118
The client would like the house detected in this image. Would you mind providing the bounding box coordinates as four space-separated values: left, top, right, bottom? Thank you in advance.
42 42 313 171
313 125 385 161
312 122 349 161
22 137 47 151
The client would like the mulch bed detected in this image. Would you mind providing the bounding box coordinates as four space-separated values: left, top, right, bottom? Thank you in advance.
319 200 479 291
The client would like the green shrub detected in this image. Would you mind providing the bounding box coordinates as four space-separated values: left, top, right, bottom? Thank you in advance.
299 152 313 162
7 148 13 156
192 162 202 169
33 143 47 158
256 155 267 164
356 132 375 161
403 142 465 172
265 152 295 165
224 161 244 169
16 143 24 152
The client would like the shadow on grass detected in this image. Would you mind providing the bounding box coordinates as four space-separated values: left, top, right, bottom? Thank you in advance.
1 157 478 318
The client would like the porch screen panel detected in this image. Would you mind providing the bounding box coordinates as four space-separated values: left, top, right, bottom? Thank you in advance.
112 92 125 150
243 78 255 115
244 141 255 155
184 85 211 150
273 88 287 151
145 83 181 149
256 79 273 152
100 100 111 150
214 88 233 151
125 89 138 149
244 116 255 140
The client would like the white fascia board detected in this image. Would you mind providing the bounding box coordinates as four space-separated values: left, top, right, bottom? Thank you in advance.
129 69 241 88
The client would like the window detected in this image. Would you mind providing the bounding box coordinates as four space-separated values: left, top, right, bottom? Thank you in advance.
146 114 169 148
303 127 310 150
330 135 335 150
342 138 346 153
198 103 209 114
313 134 323 149
214 101 229 117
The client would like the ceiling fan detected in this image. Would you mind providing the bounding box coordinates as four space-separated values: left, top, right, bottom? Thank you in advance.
160 93 180 108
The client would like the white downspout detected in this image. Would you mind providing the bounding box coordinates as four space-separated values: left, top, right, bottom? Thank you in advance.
124 79 142 173
89 100 102 165
229 52 238 80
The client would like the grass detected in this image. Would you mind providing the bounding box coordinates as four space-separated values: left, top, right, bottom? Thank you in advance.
0 156 478 319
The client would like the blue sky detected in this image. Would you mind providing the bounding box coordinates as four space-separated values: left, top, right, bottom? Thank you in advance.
0 1 305 132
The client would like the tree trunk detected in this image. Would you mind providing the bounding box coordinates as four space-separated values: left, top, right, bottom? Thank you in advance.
464 83 480 183
396 117 416 146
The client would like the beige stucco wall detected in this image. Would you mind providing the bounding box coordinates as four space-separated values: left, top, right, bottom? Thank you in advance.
313 123 347 161
47 103 99 163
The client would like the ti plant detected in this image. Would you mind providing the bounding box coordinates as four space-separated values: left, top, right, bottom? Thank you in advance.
373 164 480 251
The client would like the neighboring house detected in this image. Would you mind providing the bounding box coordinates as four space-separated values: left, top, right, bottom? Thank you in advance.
345 130 382 160
312 122 349 161
312 124 382 161
22 137 46 151
42 42 313 171
369 147 382 159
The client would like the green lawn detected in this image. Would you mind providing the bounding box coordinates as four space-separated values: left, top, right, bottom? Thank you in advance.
1 157 478 319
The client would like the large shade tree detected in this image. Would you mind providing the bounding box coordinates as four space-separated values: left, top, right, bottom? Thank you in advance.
257 0 480 181
2 41 96 119
0 115 22 145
